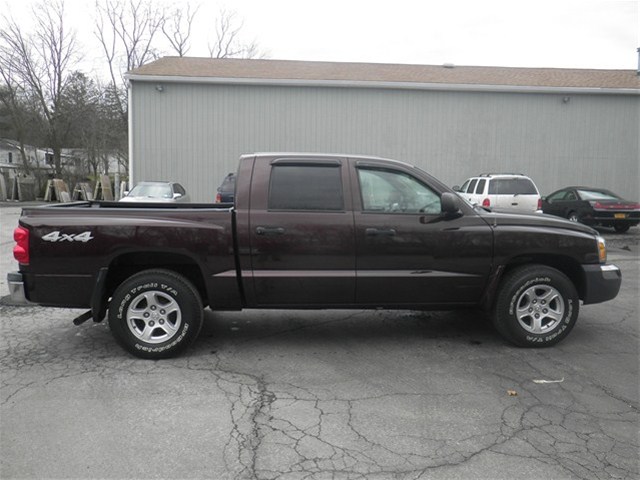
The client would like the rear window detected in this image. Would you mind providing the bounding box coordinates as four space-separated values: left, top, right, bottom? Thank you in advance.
488 178 538 195
219 174 235 192
577 189 619 201
269 165 343 211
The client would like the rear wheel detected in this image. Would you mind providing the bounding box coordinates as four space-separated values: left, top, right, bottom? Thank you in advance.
108 269 203 359
492 265 579 347
614 224 630 233
567 211 579 223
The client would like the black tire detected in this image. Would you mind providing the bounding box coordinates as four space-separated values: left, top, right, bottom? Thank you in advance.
614 224 630 233
108 269 203 359
567 211 579 223
492 265 579 347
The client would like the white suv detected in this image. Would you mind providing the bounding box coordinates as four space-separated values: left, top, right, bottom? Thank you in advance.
454 174 542 213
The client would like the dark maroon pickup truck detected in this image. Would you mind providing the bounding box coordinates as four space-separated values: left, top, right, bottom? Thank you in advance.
8 153 621 358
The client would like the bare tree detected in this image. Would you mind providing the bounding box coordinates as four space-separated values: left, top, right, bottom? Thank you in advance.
94 0 165 173
0 0 79 174
0 64 38 173
208 9 262 59
95 0 164 122
162 3 199 57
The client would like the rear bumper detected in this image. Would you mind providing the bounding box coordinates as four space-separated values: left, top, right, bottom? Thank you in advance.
581 264 622 305
586 213 640 226
6 272 31 305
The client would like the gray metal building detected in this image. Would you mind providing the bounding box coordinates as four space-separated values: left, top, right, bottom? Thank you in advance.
127 58 639 202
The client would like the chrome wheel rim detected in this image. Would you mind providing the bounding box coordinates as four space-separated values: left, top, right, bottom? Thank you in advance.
568 213 578 222
515 285 565 334
126 291 182 344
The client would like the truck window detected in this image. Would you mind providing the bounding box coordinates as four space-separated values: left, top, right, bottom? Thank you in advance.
268 165 344 211
358 168 441 214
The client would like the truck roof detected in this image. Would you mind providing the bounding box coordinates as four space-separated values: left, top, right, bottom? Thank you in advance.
242 152 416 169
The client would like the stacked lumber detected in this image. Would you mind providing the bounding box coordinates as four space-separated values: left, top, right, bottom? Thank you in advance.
72 182 94 201
9 176 37 201
94 175 113 200
44 179 71 202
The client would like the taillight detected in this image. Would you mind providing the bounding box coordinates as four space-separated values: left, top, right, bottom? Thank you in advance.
537 198 542 210
13 227 29 265
215 193 221 203
482 198 491 207
589 201 604 209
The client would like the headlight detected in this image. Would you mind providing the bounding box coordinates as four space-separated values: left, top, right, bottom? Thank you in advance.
596 235 607 263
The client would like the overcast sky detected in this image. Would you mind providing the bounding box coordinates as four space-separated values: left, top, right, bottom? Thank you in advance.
3 0 639 73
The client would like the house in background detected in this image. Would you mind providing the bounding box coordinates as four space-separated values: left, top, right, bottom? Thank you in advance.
0 138 55 172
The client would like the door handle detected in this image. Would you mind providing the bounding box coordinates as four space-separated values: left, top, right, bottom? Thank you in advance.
365 228 396 237
256 226 285 236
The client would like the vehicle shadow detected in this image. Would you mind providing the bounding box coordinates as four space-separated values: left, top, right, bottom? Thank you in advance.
192 308 500 354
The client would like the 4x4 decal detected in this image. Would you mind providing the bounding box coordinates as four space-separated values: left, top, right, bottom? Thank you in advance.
42 231 94 243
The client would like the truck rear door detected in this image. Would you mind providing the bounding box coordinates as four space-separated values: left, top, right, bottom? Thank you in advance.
245 156 356 307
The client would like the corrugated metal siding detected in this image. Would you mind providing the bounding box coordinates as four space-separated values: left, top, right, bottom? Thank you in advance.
131 82 639 202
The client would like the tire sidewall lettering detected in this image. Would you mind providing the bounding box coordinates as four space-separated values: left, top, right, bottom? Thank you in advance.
108 269 203 359
114 280 189 349
134 323 189 353
505 271 576 344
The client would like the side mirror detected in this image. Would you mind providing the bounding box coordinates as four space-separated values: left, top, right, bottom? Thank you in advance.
173 193 182 199
441 192 461 215
452 185 461 192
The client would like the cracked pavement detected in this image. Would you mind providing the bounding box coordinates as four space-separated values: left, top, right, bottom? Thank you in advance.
1 205 638 479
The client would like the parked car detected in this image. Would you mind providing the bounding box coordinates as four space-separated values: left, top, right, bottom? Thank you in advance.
542 186 640 233
215 173 235 203
120 181 190 203
453 173 542 213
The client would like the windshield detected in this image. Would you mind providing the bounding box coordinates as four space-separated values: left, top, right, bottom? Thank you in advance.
129 183 172 198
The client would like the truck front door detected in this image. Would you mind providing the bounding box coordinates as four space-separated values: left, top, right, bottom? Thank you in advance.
352 160 493 307
247 157 356 307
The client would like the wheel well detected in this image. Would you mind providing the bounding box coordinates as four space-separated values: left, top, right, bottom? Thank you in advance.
104 252 208 305
501 254 586 299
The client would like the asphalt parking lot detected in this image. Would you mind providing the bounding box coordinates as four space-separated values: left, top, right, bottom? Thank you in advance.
1 203 638 480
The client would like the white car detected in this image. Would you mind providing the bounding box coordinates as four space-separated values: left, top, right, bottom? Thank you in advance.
454 173 542 213
120 181 190 203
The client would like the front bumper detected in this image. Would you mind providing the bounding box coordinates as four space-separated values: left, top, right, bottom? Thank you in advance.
7 272 31 305
581 264 622 305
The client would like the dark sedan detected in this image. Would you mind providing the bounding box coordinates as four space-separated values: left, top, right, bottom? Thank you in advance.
215 173 236 203
542 186 640 233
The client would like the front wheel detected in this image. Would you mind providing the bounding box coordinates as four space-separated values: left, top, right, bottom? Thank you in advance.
614 224 630 233
492 265 579 347
108 269 204 359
